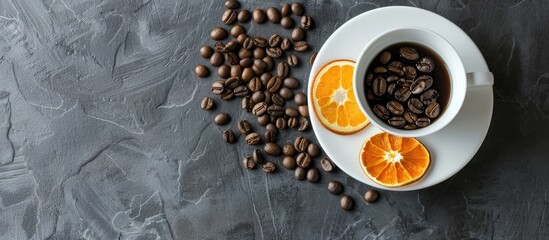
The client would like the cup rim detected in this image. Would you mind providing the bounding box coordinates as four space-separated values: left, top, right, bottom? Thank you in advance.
353 27 466 138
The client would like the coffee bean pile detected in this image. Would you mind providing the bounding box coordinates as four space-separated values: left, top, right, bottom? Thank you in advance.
366 45 444 129
198 0 379 211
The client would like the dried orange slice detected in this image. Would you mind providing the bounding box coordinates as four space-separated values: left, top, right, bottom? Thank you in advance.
359 132 430 187
311 60 369 134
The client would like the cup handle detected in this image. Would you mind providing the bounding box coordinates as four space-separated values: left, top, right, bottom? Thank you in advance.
466 72 494 88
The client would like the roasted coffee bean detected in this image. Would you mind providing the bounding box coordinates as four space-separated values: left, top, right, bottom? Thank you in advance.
310 51 317 65
388 116 406 128
257 114 270 126
275 117 287 129
210 27 228 40
230 25 245 38
265 123 278 135
415 117 431 128
404 124 418 130
366 73 375 86
294 92 307 105
364 189 379 203
264 91 273 105
240 58 253 68
320 157 336 172
397 78 413 87
264 130 276 142
266 7 281 23
416 57 435 73
248 77 262 92
215 41 227 53
294 41 309 52
210 52 224 67
238 10 251 22
341 195 353 210
279 87 293 100
280 16 294 29
267 105 284 117
328 181 343 195
291 27 305 41
372 77 387 97
223 129 236 143
410 78 426 94
386 75 399 83
420 89 439 105
307 143 320 157
237 120 252 134
280 37 291 51
222 9 237 25
269 34 282 47
283 144 297 156
231 65 243 77
220 89 235 101
225 77 241 89
243 155 255 169
288 117 298 128
416 75 433 89
283 77 299 89
425 101 441 119
296 152 312 168
379 51 391 65
307 168 319 183
403 110 418 124
224 0 239 9
366 90 375 101
267 76 282 93
239 47 253 58
262 162 276 173
253 37 268 48
212 80 225 95
287 54 299 67
201 97 215 110
251 149 263 164
260 73 272 86
253 47 266 59
251 91 265 103
394 87 412 102
264 142 281 156
225 52 239 65
266 47 283 58
195 65 210 78
242 96 253 112
234 85 248 97
241 67 254 82
214 112 230 125
387 83 397 96
301 15 314 29
263 56 274 71
271 93 285 105
298 105 309 117
407 98 425 114
281 3 291 16
404 66 417 80
388 61 405 76
277 61 290 78
291 2 304 15
253 9 267 24
298 117 309 131
253 59 267 71
386 100 404 116
217 65 230 78
294 136 309 152
284 107 299 117
237 33 248 45
374 66 388 74
373 104 390 120
243 37 255 50
252 101 268 116
400 46 419 61
283 156 297 170
245 132 261 145
295 167 306 180
200 45 214 58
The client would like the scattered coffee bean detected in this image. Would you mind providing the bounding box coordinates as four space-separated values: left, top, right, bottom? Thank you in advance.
252 101 268 116
237 33 248 44
224 0 240 9
283 77 299 89
277 61 290 78
307 168 319 183
294 92 307 105
283 144 296 156
282 156 297 170
242 37 254 50
195 65 210 78
291 27 305 41
230 25 245 38
266 47 283 58
237 120 252 134
364 189 379 203
373 104 390 120
403 110 418 124
210 27 228 40
285 107 299 117
407 98 425 114
225 52 239 65
400 46 419 61
225 77 241 89
266 7 281 23
320 157 336 172
374 66 388 74
239 48 253 59
275 117 287 129
291 2 304 15
279 87 293 100
212 80 225 95
281 4 291 16
266 76 282 93
327 181 343 195
222 9 237 25
386 100 404 116
294 167 306 180
243 155 256 169
253 8 267 24
200 45 214 58
242 96 253 112
340 195 354 210
416 56 435 73
201 97 215 110
241 67 254 82
310 51 318 66
221 89 235 101
294 136 309 152
223 129 236 143
388 116 406 128
264 91 273 105
245 132 261 145
425 101 440 119
264 142 281 156
271 93 284 105
298 105 309 117
301 15 314 29
298 117 309 131
280 16 294 29
372 77 387 97
262 162 276 173
307 143 320 157
238 10 251 22
253 47 267 59
420 89 439 105
294 41 309 51
287 54 299 67
257 114 270 126
214 112 230 125
218 64 230 78
296 152 311 168
248 77 262 92
394 87 411 102
288 118 299 128
388 61 405 76
268 34 282 47
264 130 276 142
252 149 263 164
415 117 431 128
267 105 284 117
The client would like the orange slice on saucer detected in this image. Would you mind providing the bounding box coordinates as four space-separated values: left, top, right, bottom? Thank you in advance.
311 60 369 134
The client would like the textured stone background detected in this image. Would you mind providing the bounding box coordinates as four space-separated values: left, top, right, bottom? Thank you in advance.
0 0 548 239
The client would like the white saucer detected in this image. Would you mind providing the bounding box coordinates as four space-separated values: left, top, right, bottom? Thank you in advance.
307 6 493 191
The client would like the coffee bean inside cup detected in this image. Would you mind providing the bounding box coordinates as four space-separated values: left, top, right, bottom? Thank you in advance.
365 43 450 130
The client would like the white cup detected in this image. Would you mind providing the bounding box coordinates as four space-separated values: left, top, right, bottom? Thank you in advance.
353 27 494 137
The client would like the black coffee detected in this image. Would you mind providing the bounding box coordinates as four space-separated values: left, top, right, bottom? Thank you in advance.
365 42 450 129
